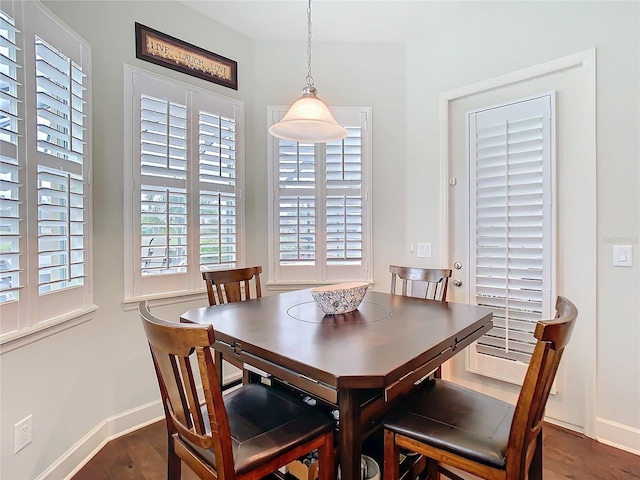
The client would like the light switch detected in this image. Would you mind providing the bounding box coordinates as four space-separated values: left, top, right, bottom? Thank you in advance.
612 245 632 267
417 242 431 258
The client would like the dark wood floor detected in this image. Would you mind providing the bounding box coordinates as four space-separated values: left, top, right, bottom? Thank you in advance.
72 420 639 480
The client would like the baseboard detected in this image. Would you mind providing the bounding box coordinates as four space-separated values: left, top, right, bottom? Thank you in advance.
34 400 164 480
544 416 584 435
36 378 637 480
36 371 242 480
595 417 640 455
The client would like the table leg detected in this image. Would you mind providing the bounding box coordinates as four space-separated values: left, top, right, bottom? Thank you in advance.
338 388 361 480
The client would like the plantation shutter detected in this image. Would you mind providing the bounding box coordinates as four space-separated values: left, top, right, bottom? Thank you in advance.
468 94 554 383
198 105 239 269
139 93 188 277
269 107 370 283
34 34 89 302
326 126 363 267
0 0 93 333
0 9 22 317
278 141 316 266
127 69 244 299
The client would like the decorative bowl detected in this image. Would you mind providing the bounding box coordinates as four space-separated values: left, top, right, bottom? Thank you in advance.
311 282 369 315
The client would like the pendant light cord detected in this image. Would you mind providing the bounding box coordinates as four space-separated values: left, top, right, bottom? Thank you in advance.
306 0 314 87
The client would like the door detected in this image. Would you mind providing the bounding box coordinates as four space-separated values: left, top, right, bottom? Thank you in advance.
443 52 596 433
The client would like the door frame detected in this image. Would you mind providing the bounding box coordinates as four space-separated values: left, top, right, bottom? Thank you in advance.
437 49 597 436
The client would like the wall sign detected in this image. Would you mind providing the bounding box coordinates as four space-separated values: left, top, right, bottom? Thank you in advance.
135 22 237 90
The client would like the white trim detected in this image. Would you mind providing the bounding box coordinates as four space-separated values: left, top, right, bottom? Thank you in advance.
439 48 597 436
122 289 208 311
595 417 640 456
265 280 375 293
35 400 165 480
35 368 243 480
0 305 98 354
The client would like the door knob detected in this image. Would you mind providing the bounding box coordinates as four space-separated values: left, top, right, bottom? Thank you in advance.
452 279 462 287
453 262 462 270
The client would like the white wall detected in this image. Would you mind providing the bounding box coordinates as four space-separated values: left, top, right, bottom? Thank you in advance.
0 2 255 479
0 1 637 479
402 0 639 448
249 40 408 286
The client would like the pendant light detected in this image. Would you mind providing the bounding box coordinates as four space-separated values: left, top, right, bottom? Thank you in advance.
268 0 348 143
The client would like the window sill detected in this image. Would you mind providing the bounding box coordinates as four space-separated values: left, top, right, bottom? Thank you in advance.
122 289 208 311
0 305 99 355
265 280 375 293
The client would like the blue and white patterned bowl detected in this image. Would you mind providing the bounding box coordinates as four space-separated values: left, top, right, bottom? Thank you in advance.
311 282 369 315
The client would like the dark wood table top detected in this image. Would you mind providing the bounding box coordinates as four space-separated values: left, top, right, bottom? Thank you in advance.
181 289 493 392
182 288 493 480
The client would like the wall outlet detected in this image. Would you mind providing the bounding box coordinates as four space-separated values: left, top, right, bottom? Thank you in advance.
14 415 32 453
417 242 431 258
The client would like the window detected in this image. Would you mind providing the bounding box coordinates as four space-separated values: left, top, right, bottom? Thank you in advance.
0 0 93 339
124 67 244 300
466 94 555 385
267 107 372 284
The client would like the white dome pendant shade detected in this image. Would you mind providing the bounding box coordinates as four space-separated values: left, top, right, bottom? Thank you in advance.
268 0 348 144
269 86 348 143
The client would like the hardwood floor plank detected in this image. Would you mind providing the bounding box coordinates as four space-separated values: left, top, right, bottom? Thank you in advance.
120 428 167 480
73 440 131 480
542 426 640 480
72 421 639 480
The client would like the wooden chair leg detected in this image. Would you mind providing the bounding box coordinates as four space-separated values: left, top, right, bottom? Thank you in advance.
529 431 543 479
383 430 400 480
317 432 335 480
167 437 181 480
426 459 440 480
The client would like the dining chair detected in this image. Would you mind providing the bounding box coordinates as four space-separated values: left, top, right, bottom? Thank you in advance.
202 266 262 390
389 265 452 378
389 266 452 302
139 301 335 480
382 296 578 480
202 266 263 305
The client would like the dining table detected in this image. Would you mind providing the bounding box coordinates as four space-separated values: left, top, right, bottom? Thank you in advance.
181 288 493 480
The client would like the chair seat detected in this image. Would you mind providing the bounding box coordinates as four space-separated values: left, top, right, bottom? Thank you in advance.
382 379 513 470
184 384 335 475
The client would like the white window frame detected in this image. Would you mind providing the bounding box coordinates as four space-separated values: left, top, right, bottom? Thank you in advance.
267 106 372 287
0 0 94 350
465 93 556 386
124 65 244 303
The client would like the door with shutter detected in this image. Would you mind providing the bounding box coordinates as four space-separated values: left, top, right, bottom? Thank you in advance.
451 94 555 386
444 52 596 434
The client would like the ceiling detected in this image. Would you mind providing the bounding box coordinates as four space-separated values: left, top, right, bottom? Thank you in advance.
177 1 499 43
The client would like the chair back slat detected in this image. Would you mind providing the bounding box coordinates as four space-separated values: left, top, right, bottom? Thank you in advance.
506 296 578 478
203 266 263 305
178 355 208 435
389 265 452 302
139 302 232 471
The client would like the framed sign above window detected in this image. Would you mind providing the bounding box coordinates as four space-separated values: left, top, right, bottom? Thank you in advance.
135 22 237 90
